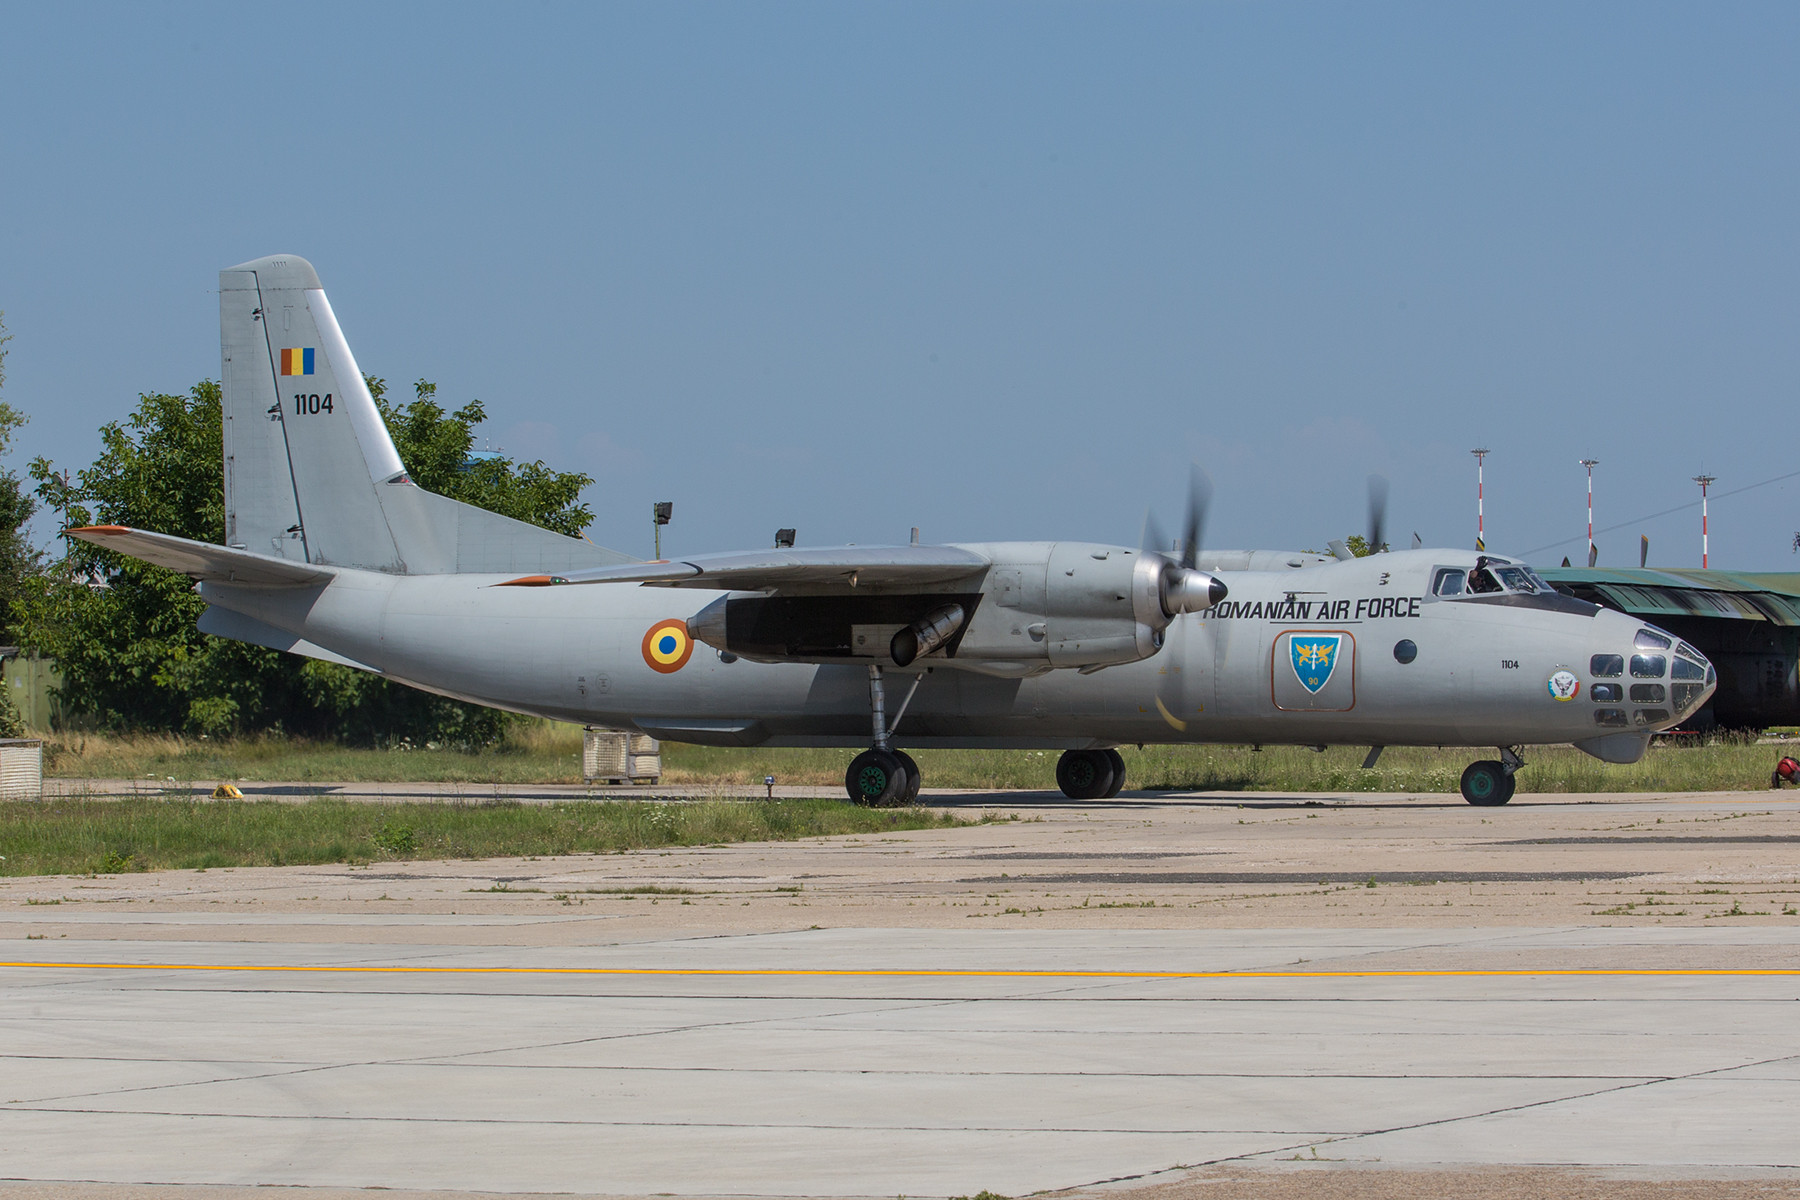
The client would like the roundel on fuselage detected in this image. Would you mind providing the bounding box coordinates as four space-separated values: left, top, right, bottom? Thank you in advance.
642 619 695 674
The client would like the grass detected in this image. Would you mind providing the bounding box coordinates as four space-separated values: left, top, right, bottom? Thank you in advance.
36 723 1797 793
0 796 968 878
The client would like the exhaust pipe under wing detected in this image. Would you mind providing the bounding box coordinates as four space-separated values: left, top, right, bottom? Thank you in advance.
890 604 966 667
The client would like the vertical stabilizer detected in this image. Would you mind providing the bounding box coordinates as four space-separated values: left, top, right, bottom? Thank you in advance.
218 254 632 575
222 254 405 570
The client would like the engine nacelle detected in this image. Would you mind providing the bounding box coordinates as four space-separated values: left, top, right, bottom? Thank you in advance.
953 542 1222 672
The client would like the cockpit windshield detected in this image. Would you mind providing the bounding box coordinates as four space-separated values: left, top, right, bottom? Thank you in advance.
1438 558 1552 598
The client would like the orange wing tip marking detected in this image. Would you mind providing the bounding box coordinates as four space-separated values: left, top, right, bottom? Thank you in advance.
67 525 131 535
494 575 564 587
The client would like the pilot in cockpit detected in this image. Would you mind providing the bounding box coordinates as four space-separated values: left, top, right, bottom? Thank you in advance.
1467 556 1503 594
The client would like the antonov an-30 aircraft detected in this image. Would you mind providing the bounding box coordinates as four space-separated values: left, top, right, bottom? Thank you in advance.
72 255 1716 807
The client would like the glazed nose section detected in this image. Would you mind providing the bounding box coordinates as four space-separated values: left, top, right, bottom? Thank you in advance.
1588 620 1715 731
1667 638 1716 722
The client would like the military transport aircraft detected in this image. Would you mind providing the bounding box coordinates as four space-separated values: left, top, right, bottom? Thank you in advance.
70 255 1716 807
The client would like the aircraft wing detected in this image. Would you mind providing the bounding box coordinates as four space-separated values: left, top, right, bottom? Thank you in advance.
67 526 335 587
497 544 992 591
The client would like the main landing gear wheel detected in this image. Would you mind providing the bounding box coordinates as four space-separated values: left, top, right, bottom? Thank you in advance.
1102 748 1127 798
1056 749 1117 800
893 750 922 805
847 748 905 807
1460 760 1516 806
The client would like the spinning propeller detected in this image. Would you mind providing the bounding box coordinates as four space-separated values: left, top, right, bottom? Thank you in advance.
1144 466 1228 619
1367 474 1388 555
1144 465 1227 732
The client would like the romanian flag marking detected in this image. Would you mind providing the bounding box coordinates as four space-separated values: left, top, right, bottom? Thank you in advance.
280 348 316 376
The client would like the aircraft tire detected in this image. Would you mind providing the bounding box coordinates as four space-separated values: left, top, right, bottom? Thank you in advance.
1460 760 1515 806
1102 748 1127 798
894 750 923 805
847 749 905 807
1056 749 1116 801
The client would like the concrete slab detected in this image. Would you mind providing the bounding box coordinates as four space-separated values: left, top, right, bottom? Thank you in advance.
3 926 1799 1195
5 789 1800 1197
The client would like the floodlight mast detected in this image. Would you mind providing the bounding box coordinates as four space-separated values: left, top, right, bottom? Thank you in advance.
652 501 673 560
1693 475 1716 568
1580 459 1599 566
1471 448 1489 551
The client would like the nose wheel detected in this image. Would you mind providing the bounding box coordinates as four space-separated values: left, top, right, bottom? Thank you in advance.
1056 748 1127 800
1460 748 1523 806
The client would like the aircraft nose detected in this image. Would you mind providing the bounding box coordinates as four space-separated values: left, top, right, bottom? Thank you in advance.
1587 616 1716 732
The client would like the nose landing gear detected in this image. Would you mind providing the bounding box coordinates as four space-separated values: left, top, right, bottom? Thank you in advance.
845 666 927 806
1460 747 1524 806
1055 748 1127 800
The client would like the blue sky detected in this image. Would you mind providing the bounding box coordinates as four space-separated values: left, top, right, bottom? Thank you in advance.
3 3 1798 567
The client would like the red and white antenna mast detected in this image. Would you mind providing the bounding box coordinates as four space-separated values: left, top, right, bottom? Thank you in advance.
1580 459 1599 566
1693 474 1716 568
1471 448 1489 551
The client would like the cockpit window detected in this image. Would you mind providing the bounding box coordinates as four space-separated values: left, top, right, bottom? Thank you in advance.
1438 559 1557 599
1635 629 1672 651
1672 657 1707 681
1467 566 1502 594
1630 654 1667 678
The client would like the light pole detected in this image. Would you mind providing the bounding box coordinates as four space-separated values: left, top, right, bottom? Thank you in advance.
1692 475 1715 568
652 501 673 560
1580 459 1599 567
1471 448 1489 551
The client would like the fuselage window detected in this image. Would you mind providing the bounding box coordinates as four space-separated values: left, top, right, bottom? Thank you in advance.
1634 708 1671 726
1631 654 1667 678
1594 708 1629 728
1630 683 1666 703
1591 682 1622 702
1635 629 1672 651
1590 654 1624 677
1432 569 1465 596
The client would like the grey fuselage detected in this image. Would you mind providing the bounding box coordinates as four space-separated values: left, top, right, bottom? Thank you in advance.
201 546 1671 752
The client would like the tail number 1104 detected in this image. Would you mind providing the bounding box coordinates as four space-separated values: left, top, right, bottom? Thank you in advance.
292 393 333 415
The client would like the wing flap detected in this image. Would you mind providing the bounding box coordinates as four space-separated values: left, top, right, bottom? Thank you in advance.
496 544 991 591
68 526 335 587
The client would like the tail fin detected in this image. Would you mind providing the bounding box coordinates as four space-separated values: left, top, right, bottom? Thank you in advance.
219 254 631 574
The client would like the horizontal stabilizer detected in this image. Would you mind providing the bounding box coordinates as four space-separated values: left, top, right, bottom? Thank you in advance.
68 526 335 587
497 544 991 591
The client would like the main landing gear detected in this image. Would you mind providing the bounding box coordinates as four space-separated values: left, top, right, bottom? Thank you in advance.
1460 747 1524 806
845 666 926 806
1055 748 1127 800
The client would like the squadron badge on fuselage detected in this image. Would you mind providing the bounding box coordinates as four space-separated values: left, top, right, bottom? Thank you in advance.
1290 634 1342 694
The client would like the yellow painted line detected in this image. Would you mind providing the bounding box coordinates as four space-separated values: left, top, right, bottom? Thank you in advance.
1 962 1797 981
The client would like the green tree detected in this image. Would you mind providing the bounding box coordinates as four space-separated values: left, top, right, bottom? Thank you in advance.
0 315 37 734
18 377 593 744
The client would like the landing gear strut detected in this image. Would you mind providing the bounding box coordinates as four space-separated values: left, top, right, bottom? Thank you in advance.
845 666 926 806
1460 747 1523 806
1056 748 1127 800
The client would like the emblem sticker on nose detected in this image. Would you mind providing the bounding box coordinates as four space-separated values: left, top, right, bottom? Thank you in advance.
1547 669 1580 701
642 619 694 674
